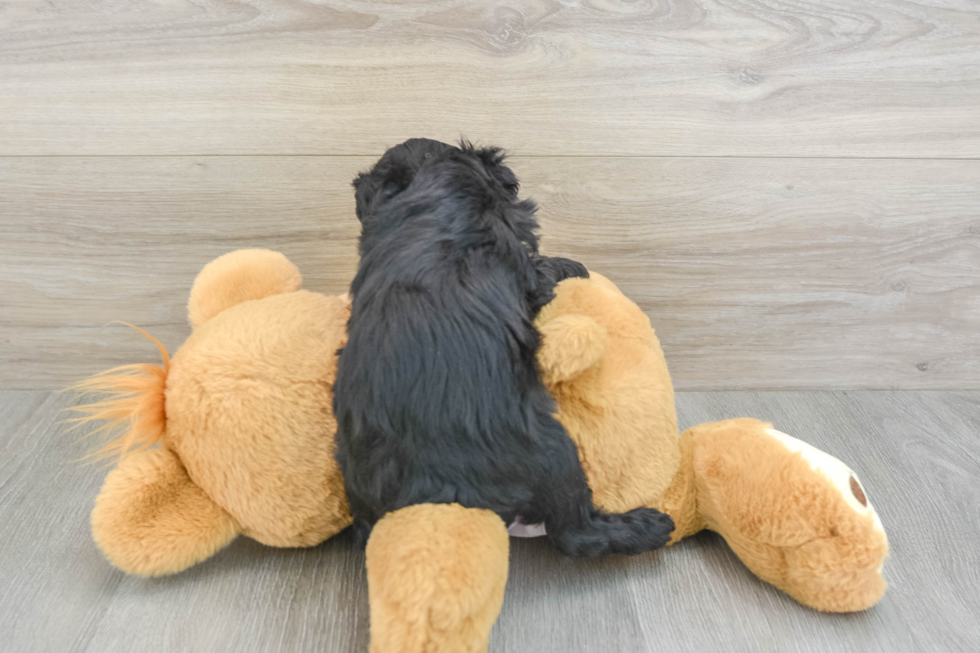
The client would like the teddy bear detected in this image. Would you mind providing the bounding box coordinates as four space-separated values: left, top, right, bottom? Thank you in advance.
73 249 888 652
73 249 353 575
532 272 888 612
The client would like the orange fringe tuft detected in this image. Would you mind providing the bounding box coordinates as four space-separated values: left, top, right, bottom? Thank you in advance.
66 323 170 461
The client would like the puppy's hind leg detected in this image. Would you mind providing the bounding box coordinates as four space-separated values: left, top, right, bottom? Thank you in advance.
537 422 675 558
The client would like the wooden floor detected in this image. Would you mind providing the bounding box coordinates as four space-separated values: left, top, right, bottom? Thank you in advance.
2 390 978 652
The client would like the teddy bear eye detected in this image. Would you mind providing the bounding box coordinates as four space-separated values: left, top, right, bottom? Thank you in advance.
850 476 867 506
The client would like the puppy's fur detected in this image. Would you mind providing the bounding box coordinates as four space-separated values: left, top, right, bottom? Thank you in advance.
334 138 674 557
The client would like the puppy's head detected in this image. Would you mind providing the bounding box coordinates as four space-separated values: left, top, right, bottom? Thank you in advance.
352 138 536 256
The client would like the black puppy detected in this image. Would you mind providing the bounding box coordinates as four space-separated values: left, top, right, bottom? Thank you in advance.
333 138 674 557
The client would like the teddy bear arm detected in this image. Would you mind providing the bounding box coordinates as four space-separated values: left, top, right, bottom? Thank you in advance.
536 314 607 385
91 447 239 576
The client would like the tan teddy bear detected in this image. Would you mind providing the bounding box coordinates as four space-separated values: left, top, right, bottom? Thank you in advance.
75 249 352 575
73 249 888 653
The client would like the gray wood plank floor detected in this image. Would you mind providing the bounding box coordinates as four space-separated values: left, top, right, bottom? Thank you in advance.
2 390 977 652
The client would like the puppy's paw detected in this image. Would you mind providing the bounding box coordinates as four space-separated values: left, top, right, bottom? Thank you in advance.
530 256 589 312
616 507 675 553
540 256 588 283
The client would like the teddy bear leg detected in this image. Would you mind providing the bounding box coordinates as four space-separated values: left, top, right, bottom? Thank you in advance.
659 431 705 545
187 249 303 328
683 418 888 612
92 447 240 576
365 504 510 653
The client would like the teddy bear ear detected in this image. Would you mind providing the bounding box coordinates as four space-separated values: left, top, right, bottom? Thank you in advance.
537 314 608 385
91 447 239 576
187 249 302 329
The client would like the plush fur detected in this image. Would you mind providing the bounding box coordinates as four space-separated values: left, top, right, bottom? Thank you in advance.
67 324 169 460
673 419 889 612
366 503 509 653
91 447 238 576
537 274 889 612
187 248 303 328
166 288 352 547
75 250 353 574
333 138 675 557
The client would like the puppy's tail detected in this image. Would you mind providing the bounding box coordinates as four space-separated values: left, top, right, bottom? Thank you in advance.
65 323 169 460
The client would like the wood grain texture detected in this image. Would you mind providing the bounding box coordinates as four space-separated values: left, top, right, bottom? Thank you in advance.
2 390 978 651
2 156 977 391
0 0 978 156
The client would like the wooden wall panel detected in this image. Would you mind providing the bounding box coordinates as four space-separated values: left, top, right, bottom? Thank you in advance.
0 0 978 156
2 156 976 390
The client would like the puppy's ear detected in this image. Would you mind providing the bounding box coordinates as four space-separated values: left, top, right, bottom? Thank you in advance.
463 141 520 198
353 172 380 223
353 167 414 223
